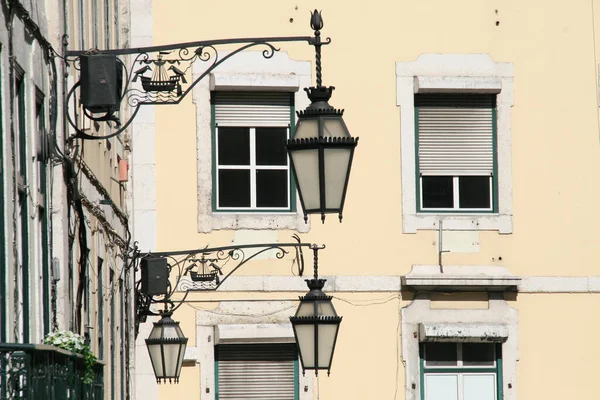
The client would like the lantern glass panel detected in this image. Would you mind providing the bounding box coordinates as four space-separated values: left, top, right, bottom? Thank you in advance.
295 301 314 317
323 118 350 138
317 324 339 368
290 149 320 210
317 299 336 317
147 343 164 376
324 148 352 210
163 342 185 377
293 119 319 139
294 324 315 368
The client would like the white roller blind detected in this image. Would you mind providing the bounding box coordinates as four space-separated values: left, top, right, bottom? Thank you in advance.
416 94 495 176
216 344 297 400
213 92 292 127
218 360 296 399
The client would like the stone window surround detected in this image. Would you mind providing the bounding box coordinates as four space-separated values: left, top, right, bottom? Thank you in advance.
192 52 312 233
401 293 519 400
194 301 313 400
396 54 514 234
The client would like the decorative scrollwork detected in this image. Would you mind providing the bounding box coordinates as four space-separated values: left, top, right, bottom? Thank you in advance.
64 29 324 140
132 236 325 337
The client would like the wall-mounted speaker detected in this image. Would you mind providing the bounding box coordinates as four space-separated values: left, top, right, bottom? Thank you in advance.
140 257 169 296
80 54 123 113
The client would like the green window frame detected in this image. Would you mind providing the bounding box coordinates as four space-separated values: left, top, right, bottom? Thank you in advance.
215 343 299 400
211 92 296 213
35 91 50 335
419 342 503 400
415 93 498 214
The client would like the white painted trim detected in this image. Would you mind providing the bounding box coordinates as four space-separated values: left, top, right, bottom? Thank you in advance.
402 293 518 400
402 265 521 291
195 302 313 400
193 51 312 233
178 273 600 293
396 54 514 233
419 323 509 342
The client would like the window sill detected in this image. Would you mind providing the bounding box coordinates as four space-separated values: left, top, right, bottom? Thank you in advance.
403 213 512 233
198 211 309 233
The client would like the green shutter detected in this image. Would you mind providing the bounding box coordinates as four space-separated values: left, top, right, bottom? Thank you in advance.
416 94 496 176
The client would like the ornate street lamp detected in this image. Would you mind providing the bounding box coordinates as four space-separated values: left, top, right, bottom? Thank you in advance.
145 312 188 384
289 245 342 375
287 11 359 224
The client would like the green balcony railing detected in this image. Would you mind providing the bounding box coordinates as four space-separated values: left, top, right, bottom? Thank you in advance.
0 344 104 400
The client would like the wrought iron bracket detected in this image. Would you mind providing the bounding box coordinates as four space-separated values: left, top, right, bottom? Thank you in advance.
63 10 330 140
132 235 326 337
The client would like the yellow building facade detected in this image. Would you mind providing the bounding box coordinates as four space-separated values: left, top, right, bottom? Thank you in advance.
131 1 600 399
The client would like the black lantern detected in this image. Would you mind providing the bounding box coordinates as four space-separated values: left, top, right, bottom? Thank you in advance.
289 278 342 375
145 312 188 383
286 11 358 223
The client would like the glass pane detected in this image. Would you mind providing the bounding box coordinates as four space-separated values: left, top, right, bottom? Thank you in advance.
323 118 350 138
463 343 495 366
459 176 491 209
218 169 250 207
425 343 458 366
218 127 250 165
422 176 454 209
294 325 315 368
290 149 320 210
317 324 339 368
293 119 318 139
256 169 288 208
324 148 352 210
425 375 458 400
463 374 496 400
256 127 288 166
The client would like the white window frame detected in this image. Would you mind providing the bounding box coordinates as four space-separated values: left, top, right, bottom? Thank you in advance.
401 290 518 400
193 51 312 233
396 54 514 233
194 302 314 400
215 126 292 211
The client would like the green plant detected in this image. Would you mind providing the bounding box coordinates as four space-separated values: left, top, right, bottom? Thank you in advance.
43 330 98 384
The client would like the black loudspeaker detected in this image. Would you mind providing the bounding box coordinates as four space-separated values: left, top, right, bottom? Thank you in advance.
80 54 122 113
141 257 169 296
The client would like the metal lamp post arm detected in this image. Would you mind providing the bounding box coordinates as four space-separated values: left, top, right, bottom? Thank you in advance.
133 237 326 337
64 13 331 140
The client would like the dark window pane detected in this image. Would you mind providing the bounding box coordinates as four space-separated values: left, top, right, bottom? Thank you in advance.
256 127 288 166
462 343 495 366
458 176 491 209
218 169 250 207
424 342 458 366
256 170 288 208
218 127 250 165
422 176 454 209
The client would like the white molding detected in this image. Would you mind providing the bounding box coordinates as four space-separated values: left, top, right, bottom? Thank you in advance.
195 302 313 400
402 293 519 400
402 265 520 292
193 51 312 233
175 273 600 293
419 323 509 342
396 54 514 234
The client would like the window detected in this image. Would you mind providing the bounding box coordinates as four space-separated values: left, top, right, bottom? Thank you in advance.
215 343 299 400
420 342 502 400
212 92 295 212
416 94 497 212
15 70 30 342
396 54 514 233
